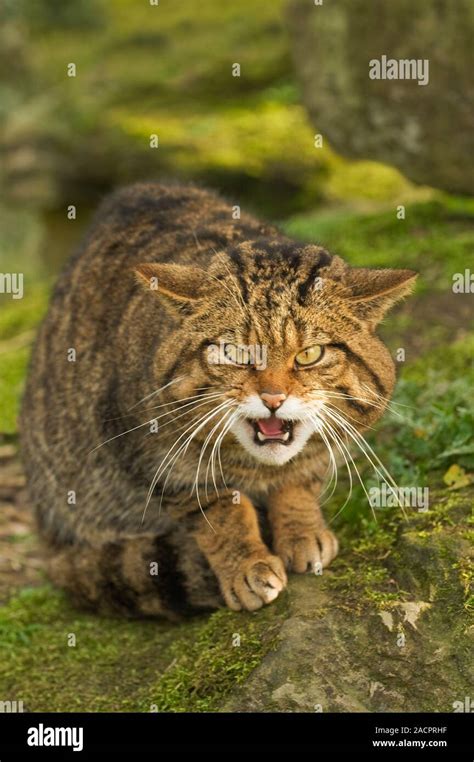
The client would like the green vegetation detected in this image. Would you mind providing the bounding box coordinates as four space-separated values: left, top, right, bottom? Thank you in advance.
0 284 50 433
327 488 473 616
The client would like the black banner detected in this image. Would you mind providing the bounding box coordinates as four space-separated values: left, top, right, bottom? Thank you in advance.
0 712 471 757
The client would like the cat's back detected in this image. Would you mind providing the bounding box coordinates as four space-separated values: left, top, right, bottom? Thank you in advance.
58 182 236 282
28 181 276 369
20 182 271 442
19 183 233 517
20 184 215 401
44 181 273 314
19 182 277 539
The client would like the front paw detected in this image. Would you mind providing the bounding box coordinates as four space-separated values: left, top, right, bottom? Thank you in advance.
218 551 287 612
275 527 339 574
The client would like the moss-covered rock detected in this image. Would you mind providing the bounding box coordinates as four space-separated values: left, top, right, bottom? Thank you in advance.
223 490 473 712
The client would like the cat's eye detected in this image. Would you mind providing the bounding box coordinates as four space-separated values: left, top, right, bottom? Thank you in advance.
224 343 253 366
294 345 323 368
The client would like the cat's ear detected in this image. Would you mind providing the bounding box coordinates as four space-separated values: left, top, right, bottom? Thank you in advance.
135 263 208 304
343 266 418 325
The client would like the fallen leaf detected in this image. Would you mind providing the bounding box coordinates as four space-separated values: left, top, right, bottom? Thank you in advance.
442 464 472 490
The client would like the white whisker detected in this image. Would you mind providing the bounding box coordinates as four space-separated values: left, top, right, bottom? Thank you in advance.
213 409 242 492
316 396 382 430
204 408 236 500
159 400 235 530
91 392 224 454
315 423 339 507
148 393 225 427
128 375 185 410
193 405 237 503
359 382 415 410
316 390 398 420
316 417 355 522
317 412 376 520
322 404 406 517
144 389 226 414
142 399 234 528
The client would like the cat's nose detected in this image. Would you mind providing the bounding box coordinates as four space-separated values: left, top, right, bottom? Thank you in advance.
260 391 287 410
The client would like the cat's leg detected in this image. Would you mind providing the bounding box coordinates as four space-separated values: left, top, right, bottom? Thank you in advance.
192 493 287 611
47 492 286 616
268 484 339 573
47 523 222 620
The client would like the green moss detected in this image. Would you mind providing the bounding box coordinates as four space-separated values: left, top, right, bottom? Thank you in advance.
325 159 429 204
0 287 49 343
352 527 396 557
453 557 474 615
148 600 287 712
0 283 50 433
326 486 472 622
0 585 287 712
0 346 30 434
328 557 407 612
111 101 332 215
284 196 474 291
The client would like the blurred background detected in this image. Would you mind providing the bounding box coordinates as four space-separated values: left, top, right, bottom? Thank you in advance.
0 0 472 711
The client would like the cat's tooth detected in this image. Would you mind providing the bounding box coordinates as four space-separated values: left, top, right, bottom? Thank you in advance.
257 432 266 442
282 432 290 441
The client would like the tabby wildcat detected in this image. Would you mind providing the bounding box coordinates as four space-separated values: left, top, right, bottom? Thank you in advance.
20 183 416 619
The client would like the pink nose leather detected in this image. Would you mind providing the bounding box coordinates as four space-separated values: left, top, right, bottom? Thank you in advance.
260 392 287 410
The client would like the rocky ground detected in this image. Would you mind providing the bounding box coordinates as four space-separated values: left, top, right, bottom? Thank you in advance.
0 443 471 711
0 447 44 602
224 489 473 712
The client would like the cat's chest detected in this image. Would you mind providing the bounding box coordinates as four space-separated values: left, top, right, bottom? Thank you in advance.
226 450 327 501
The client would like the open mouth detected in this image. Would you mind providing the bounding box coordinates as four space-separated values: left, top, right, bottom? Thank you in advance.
251 415 294 445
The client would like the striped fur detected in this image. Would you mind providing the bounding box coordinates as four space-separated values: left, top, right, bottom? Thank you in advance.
20 183 416 617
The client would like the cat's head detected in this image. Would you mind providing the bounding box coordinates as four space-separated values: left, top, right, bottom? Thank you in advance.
136 239 416 466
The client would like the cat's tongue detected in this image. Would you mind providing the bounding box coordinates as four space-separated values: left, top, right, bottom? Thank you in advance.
257 416 284 437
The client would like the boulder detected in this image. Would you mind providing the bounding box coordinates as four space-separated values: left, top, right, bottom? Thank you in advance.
287 0 474 194
223 491 473 712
